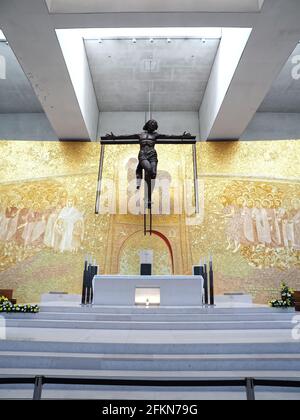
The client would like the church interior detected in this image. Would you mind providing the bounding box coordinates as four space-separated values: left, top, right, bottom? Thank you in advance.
0 0 300 401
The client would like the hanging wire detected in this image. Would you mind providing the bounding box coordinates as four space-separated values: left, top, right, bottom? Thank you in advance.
149 88 151 120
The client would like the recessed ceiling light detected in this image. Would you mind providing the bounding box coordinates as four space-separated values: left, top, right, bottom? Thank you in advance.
167 38 172 44
98 39 103 44
132 38 137 44
149 38 155 44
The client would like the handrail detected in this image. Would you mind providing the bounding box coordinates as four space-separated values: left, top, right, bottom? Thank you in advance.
0 376 300 400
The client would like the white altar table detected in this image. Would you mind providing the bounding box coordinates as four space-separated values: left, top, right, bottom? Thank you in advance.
92 275 203 306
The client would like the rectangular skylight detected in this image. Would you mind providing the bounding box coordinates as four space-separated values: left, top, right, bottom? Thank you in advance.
78 27 222 40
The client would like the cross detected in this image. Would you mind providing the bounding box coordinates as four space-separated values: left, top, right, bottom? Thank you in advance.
96 120 198 235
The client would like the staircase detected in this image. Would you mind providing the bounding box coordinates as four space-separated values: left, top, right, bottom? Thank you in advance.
0 305 299 400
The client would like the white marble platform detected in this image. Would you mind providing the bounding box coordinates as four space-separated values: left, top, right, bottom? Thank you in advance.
215 294 253 306
93 275 204 306
41 293 81 305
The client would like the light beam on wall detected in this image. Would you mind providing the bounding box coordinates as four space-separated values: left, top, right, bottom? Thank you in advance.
0 30 6 41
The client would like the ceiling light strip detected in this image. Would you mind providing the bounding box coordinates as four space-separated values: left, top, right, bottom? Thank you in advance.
76 27 222 40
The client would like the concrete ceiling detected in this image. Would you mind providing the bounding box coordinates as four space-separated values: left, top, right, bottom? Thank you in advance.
85 38 220 112
259 43 300 113
47 0 265 14
0 42 43 113
1 0 300 140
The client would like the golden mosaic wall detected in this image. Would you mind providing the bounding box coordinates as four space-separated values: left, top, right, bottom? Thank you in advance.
0 140 299 304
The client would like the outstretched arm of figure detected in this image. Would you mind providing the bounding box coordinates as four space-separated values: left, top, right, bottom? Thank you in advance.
101 133 140 144
102 133 140 140
156 132 196 143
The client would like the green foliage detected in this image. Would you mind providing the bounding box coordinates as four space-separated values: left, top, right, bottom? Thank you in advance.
269 283 295 308
0 295 39 313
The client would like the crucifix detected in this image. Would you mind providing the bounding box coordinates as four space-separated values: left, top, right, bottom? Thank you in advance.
96 119 198 235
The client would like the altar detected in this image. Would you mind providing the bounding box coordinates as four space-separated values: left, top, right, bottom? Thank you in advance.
92 275 204 307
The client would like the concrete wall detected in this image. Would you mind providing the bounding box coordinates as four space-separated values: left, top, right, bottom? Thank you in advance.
241 112 300 140
0 111 200 141
56 30 99 140
199 28 252 140
0 113 58 140
1 111 300 142
99 111 300 142
98 111 200 140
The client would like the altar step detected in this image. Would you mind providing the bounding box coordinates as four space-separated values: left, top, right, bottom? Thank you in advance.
39 305 292 314
1 338 300 373
3 311 295 323
2 317 295 331
3 367 300 379
1 305 296 331
1 340 299 355
0 306 299 399
0 350 300 400
1 350 300 371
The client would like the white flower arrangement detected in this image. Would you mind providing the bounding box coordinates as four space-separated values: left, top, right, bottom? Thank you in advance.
269 283 295 308
0 296 39 313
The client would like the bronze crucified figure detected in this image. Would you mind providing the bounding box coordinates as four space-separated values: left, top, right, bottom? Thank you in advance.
102 119 195 209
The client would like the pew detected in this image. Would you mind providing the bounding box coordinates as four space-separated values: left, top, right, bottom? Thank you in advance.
0 289 17 305
294 291 300 312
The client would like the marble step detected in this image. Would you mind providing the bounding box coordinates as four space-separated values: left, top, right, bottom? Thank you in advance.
2 387 299 400
0 386 246 401
1 350 300 371
2 311 296 322
0 382 299 400
1 340 299 356
4 326 295 344
39 305 294 315
2 318 294 330
2 367 300 379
